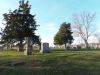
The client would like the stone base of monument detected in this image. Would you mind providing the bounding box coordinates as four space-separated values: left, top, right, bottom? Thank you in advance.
10 59 26 66
40 43 49 53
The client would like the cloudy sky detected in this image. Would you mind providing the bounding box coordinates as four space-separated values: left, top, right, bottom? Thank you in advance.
0 0 100 46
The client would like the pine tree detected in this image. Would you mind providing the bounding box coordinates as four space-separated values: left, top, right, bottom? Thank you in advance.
2 0 40 53
54 22 73 50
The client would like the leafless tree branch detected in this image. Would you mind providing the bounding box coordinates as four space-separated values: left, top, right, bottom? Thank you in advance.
72 12 96 48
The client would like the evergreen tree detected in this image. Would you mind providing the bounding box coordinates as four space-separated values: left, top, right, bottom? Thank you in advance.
2 0 40 52
54 22 73 50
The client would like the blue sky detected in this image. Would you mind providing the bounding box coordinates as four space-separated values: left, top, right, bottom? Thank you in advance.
0 0 100 46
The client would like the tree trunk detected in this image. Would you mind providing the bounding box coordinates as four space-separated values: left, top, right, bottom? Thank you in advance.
39 43 41 50
6 43 9 50
9 42 13 49
84 40 89 48
18 41 23 51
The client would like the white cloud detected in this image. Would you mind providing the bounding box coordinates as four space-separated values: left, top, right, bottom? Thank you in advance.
36 22 59 47
45 23 57 31
72 36 99 45
88 36 99 43
72 37 84 45
39 23 59 31
41 37 54 47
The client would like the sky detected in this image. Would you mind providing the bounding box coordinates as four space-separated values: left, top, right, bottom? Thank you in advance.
0 0 100 46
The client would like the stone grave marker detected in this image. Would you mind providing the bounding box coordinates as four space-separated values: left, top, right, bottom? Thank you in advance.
24 37 33 55
40 43 49 53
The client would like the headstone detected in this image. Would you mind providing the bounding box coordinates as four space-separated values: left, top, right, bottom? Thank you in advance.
40 43 49 53
24 37 33 55
11 59 26 66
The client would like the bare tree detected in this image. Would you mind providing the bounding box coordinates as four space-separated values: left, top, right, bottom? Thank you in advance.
72 12 96 48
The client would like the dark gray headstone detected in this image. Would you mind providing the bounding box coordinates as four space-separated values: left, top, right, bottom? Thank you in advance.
40 43 49 53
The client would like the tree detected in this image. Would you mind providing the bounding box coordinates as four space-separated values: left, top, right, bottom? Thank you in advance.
72 12 96 48
2 0 39 53
54 32 63 45
54 22 73 50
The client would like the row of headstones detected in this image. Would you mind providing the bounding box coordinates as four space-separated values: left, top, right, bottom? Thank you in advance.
24 42 49 55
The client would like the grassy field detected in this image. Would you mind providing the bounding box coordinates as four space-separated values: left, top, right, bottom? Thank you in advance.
0 49 100 75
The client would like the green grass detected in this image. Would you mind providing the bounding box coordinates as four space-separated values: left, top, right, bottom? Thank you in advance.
0 49 100 75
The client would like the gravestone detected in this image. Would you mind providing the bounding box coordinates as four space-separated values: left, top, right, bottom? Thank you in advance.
11 59 26 66
40 43 49 53
24 37 33 55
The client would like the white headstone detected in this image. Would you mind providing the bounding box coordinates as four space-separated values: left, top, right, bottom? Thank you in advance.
40 43 49 53
24 37 33 55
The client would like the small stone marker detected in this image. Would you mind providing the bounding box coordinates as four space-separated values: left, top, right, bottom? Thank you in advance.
11 59 26 66
40 43 49 53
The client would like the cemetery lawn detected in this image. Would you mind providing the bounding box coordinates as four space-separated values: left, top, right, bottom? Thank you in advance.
0 49 100 75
